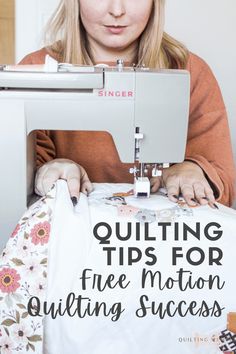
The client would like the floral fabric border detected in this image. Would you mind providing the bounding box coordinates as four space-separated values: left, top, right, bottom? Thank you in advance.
0 187 55 353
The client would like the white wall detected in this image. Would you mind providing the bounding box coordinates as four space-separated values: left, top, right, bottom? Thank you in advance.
15 0 236 202
165 0 236 161
15 0 58 62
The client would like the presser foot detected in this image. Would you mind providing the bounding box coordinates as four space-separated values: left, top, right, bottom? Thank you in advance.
130 163 170 198
134 177 150 198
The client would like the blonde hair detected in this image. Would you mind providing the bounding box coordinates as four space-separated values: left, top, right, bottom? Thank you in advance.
45 0 189 69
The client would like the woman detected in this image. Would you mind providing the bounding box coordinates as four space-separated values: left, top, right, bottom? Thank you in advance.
20 0 235 207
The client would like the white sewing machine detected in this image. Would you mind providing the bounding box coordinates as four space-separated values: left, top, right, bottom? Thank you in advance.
0 57 190 249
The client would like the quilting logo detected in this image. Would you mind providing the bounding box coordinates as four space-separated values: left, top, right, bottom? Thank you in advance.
219 313 236 354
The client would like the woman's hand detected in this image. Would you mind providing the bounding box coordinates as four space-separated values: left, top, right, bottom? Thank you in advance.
150 161 217 207
35 158 93 204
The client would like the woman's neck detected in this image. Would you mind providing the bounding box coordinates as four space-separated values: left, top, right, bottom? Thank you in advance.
88 38 138 66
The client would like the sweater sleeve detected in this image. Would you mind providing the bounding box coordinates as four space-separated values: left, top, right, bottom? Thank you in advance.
185 54 236 206
36 130 56 167
19 49 56 167
18 48 49 65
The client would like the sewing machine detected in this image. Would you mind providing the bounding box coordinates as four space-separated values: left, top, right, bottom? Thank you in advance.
0 57 190 249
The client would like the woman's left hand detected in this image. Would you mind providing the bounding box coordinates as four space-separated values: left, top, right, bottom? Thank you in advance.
150 161 217 207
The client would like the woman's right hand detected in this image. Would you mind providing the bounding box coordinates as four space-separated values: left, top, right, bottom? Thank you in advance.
35 158 93 203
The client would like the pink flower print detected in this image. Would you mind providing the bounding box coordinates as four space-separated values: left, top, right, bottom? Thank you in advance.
32 280 47 296
0 268 21 294
0 337 15 354
23 258 41 278
117 205 139 217
17 239 34 258
11 223 20 238
30 221 50 245
12 323 31 344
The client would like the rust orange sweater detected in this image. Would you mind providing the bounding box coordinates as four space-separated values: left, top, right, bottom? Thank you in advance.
20 48 236 206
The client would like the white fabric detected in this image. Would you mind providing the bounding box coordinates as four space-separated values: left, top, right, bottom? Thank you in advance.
44 181 236 354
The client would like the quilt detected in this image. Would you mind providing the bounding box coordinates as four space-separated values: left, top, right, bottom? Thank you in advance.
1 180 236 354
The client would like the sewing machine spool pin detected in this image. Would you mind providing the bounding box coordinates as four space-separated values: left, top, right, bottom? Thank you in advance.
116 59 124 72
